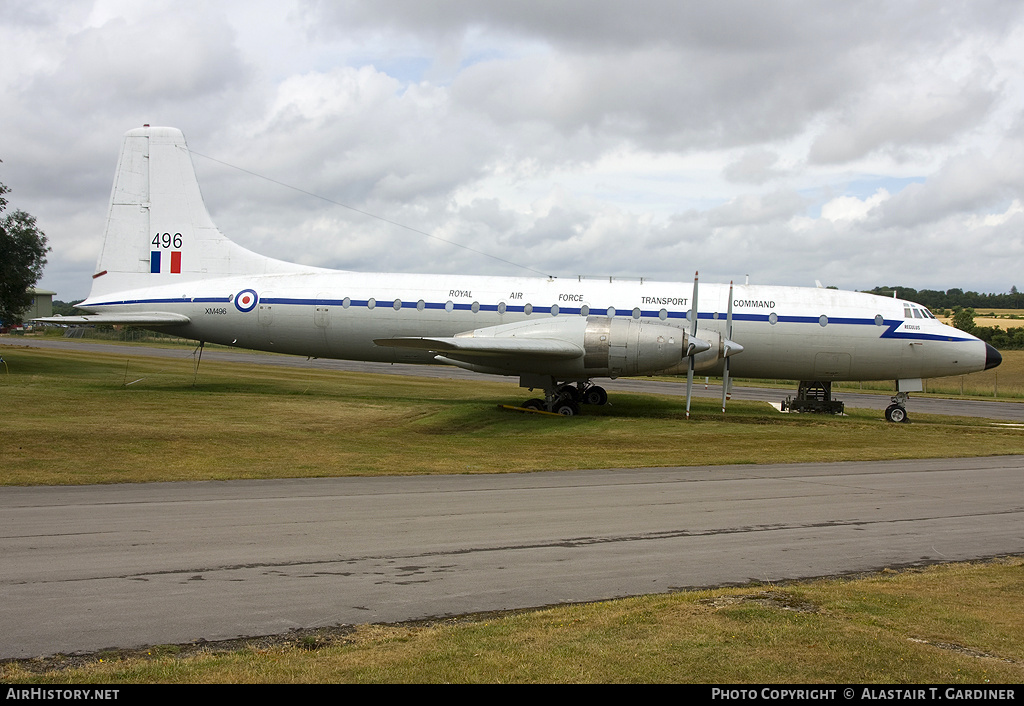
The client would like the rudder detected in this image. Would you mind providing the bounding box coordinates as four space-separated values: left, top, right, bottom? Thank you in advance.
88 126 312 299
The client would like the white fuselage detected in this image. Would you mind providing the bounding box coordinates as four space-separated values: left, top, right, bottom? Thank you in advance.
81 271 989 382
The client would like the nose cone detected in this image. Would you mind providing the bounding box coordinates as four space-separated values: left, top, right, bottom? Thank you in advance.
985 343 1002 370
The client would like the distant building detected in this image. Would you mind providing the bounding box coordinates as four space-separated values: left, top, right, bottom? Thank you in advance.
25 288 55 319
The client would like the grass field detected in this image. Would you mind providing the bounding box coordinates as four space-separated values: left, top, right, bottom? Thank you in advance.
5 558 1023 683
939 308 1024 326
2 344 1023 486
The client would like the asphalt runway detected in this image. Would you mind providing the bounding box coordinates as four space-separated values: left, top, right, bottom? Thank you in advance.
5 337 1024 421
3 456 1024 659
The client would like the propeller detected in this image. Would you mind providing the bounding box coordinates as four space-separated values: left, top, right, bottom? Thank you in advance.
721 281 733 413
685 271 698 420
719 281 745 413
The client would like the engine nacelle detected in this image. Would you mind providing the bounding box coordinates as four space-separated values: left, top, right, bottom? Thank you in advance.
453 315 689 377
584 316 687 376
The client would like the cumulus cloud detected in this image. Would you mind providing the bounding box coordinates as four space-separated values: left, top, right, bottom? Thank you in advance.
723 149 788 184
877 140 1024 227
2 0 1023 300
821 189 890 223
809 68 1000 164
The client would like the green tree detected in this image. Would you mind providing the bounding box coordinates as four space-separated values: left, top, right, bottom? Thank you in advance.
951 306 976 334
0 178 50 325
51 299 84 316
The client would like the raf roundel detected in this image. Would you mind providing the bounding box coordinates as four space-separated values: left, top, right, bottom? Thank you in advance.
234 289 258 313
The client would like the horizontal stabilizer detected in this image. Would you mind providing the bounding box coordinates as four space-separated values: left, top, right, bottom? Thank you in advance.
374 336 583 359
34 312 192 326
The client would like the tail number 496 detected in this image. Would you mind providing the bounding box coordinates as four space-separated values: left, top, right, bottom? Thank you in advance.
153 232 183 248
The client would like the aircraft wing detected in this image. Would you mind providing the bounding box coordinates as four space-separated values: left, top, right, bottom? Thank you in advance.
374 336 583 360
34 313 192 326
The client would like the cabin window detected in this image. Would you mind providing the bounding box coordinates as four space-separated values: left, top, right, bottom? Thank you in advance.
367 298 376 310
393 298 402 311
607 306 616 317
342 297 350 309
497 301 506 314
550 304 559 316
471 301 480 313
659 308 667 321
632 307 641 319
768 312 778 325
445 300 454 313
524 303 533 315
875 314 884 326
819 314 828 327
580 304 590 316
416 299 425 311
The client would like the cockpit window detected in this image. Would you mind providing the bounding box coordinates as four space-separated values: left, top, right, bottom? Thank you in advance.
913 309 923 318
904 307 913 318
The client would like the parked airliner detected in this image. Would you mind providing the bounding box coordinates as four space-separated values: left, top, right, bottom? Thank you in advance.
38 126 1001 420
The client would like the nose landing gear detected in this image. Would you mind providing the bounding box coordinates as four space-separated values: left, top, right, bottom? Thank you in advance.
885 391 911 423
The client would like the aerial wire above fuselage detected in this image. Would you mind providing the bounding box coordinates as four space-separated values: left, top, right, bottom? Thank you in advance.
188 149 557 279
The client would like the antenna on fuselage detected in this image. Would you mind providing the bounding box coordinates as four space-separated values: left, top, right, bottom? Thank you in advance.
188 150 555 279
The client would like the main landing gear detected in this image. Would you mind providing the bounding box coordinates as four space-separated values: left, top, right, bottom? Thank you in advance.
885 391 910 423
521 382 609 416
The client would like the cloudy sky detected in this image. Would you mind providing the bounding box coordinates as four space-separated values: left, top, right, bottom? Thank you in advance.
2 0 1023 301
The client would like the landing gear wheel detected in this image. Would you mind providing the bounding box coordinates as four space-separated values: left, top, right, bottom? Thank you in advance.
885 404 908 423
553 400 580 416
557 384 581 402
522 398 545 411
582 386 608 406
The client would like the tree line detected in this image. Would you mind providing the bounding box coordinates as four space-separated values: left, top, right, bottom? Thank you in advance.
861 287 1024 349
861 286 1022 310
943 307 1024 350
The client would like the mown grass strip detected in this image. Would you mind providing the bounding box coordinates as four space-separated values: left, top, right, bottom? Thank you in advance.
2 345 1023 486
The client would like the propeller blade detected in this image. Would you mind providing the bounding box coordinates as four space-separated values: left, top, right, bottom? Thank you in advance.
722 281 733 413
686 362 694 420
686 271 698 420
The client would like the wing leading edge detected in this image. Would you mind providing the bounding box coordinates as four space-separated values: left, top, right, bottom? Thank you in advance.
34 313 192 326
374 336 583 359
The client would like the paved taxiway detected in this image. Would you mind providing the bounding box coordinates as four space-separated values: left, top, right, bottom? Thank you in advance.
3 456 1024 659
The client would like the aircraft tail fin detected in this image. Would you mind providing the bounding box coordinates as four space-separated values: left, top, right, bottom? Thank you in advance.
86 126 314 300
